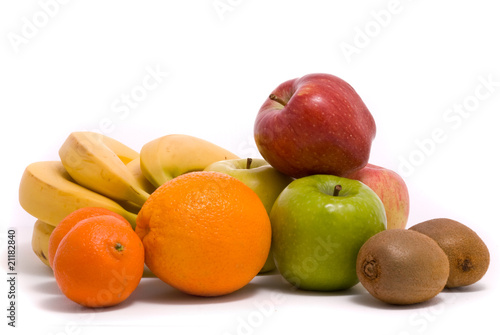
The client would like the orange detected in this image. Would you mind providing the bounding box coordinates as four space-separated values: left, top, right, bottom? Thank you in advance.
52 215 144 308
48 207 130 268
135 171 271 297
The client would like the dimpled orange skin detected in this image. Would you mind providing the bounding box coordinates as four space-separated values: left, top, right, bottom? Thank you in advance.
52 215 144 308
48 207 131 268
135 171 272 297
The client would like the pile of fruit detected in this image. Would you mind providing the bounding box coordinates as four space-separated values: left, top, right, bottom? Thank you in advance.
20 73 489 308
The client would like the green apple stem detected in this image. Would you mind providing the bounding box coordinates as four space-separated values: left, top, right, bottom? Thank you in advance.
269 94 287 107
333 185 342 197
246 158 253 169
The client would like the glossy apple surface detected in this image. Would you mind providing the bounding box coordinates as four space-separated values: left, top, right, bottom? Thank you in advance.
270 174 386 291
204 158 293 272
254 73 376 178
346 163 409 229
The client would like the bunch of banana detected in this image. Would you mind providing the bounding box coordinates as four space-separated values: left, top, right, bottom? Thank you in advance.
21 132 149 268
20 132 239 268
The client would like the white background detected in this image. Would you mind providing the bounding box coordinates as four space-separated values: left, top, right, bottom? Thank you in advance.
1 0 499 334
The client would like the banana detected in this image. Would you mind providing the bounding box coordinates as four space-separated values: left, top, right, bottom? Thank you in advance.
59 132 149 207
140 134 240 188
19 161 138 228
126 157 157 194
30 219 158 278
99 132 139 164
31 219 55 268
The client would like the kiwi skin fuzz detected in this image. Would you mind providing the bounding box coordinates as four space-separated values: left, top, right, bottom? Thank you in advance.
409 218 490 288
356 229 449 305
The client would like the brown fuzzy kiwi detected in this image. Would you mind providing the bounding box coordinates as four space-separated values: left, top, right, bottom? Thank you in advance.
356 229 449 305
409 218 490 288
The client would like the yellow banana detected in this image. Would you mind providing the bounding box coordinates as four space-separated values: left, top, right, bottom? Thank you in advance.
31 219 55 268
126 157 157 194
19 161 137 228
140 134 239 188
99 132 139 164
59 132 149 207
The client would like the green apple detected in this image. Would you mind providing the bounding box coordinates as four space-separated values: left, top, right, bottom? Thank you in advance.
204 158 294 273
270 174 386 291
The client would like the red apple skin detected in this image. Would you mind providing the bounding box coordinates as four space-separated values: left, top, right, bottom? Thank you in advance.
346 163 410 229
254 73 376 178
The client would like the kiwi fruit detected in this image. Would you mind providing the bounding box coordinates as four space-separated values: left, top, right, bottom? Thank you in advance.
356 229 449 305
409 218 490 288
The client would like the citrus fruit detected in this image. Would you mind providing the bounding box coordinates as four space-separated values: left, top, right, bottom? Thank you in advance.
52 215 144 307
135 171 271 297
48 207 130 268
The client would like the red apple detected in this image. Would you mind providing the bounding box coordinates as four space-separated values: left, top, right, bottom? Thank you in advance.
346 163 410 229
254 73 376 178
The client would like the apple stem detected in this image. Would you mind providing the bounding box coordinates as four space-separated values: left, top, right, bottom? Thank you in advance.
269 94 287 107
246 158 253 169
333 185 342 197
